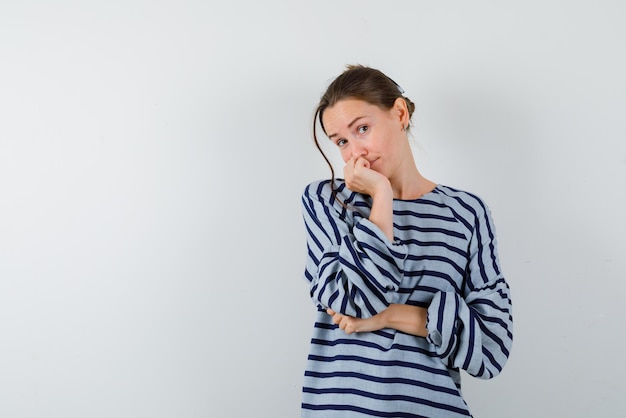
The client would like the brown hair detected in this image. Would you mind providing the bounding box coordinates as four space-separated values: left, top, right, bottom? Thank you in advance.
312 65 416 201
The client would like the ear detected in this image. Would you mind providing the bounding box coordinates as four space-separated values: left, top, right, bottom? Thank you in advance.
392 97 409 127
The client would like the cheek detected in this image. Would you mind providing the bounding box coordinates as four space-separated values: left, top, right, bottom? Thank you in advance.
340 148 351 163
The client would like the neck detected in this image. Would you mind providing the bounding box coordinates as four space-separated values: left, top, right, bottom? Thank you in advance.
389 159 436 200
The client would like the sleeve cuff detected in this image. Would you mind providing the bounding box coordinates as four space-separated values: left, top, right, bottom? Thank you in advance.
426 291 462 359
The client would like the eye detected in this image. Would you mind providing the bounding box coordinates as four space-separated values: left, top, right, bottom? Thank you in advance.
336 138 348 148
357 125 369 135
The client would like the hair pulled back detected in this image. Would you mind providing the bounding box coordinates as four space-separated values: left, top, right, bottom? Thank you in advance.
312 65 415 200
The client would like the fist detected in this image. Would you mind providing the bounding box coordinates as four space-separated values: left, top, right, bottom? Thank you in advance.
343 156 387 196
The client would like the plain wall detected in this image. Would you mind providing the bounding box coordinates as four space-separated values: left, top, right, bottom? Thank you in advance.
1 1 625 417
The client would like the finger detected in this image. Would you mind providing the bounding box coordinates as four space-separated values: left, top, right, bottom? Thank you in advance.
326 308 335 315
344 320 359 334
331 313 342 325
355 156 370 170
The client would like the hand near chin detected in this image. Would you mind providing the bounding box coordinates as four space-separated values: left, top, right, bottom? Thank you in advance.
344 156 390 197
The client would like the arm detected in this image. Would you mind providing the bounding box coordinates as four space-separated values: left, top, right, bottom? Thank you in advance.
344 155 394 241
367 184 394 241
327 304 428 337
426 196 513 379
302 180 407 318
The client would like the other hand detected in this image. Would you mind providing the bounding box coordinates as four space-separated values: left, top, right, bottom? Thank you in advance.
326 308 385 335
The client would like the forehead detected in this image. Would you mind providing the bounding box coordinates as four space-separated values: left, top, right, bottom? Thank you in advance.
323 99 383 130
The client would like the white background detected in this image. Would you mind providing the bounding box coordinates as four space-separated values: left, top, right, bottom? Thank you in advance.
1 1 625 417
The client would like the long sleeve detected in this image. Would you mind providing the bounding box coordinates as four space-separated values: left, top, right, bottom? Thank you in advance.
426 196 513 379
301 181 408 318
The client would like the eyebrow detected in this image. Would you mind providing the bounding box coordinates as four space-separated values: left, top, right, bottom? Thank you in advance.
327 116 365 139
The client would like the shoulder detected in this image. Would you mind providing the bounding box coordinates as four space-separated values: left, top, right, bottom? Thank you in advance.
302 179 371 221
302 178 357 204
302 179 334 199
432 185 493 224
435 185 489 207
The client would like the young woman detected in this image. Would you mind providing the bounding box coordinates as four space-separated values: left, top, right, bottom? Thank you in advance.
300 65 513 417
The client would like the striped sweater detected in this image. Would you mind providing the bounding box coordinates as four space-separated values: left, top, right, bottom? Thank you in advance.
300 179 513 417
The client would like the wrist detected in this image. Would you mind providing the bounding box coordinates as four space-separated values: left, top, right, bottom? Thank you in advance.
370 178 392 201
378 307 391 329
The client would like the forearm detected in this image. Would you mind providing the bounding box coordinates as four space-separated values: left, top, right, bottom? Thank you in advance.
328 303 428 337
380 304 428 337
369 184 394 242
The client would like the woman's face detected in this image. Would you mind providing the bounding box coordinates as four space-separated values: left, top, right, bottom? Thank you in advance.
322 98 408 178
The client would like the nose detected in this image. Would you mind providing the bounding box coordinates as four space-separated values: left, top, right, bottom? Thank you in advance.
351 144 367 158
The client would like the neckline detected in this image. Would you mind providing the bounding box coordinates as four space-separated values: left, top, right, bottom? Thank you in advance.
392 184 440 202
